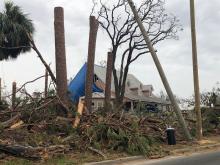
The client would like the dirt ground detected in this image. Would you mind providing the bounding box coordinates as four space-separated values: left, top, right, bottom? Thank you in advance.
164 135 220 156
1 135 220 165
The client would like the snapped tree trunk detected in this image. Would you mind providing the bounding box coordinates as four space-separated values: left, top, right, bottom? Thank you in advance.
127 0 192 141
44 69 48 98
189 0 203 140
104 52 113 108
54 7 68 107
112 68 120 105
85 16 99 113
12 81 16 110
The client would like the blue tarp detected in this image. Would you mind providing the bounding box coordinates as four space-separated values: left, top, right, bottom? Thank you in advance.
68 63 103 102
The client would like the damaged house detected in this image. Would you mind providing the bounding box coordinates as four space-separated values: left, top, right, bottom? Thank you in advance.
68 63 171 111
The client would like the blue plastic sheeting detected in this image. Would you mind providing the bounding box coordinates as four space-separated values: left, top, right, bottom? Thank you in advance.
68 63 103 103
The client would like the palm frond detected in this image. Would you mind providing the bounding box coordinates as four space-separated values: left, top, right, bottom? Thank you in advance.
0 1 35 60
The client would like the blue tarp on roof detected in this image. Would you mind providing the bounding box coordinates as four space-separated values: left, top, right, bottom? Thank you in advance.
68 63 103 102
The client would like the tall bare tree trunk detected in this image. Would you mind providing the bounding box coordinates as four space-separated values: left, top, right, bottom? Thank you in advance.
44 69 48 98
0 78 2 102
85 16 99 113
127 0 192 141
105 52 113 108
190 0 202 140
54 7 68 107
12 81 16 110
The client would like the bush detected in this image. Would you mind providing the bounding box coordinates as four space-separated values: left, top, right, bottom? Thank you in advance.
202 108 220 134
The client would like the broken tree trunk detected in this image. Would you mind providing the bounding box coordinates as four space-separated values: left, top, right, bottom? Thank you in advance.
44 69 48 98
0 144 41 160
12 81 16 110
104 52 113 109
54 7 69 116
127 0 192 141
85 16 99 113
0 144 69 160
73 100 84 128
1 114 20 129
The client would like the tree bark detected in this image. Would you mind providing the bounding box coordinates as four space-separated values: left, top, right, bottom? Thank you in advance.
1 114 20 129
127 0 192 141
54 7 68 107
12 82 16 110
85 16 99 113
0 144 41 160
189 0 203 140
44 69 48 98
104 52 113 108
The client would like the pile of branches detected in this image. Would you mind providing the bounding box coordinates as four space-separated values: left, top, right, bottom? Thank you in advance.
65 110 167 157
0 102 171 161
0 93 188 162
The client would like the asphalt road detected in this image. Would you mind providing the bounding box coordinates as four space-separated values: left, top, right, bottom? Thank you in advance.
133 150 220 165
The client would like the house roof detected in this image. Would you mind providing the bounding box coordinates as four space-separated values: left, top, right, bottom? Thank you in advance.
94 64 149 93
93 64 170 104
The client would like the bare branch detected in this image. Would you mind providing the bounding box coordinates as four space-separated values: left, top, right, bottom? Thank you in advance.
90 0 98 16
93 0 180 104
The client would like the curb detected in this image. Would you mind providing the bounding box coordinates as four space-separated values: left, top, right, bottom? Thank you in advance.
84 156 145 165
170 143 220 154
84 143 220 165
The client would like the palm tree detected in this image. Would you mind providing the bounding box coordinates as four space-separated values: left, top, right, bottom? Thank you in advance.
0 1 56 83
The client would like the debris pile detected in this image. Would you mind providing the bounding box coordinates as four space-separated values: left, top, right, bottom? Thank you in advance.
0 96 176 161
1 97 218 162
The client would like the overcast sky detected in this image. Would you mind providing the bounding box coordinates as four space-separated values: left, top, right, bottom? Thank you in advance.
0 0 220 98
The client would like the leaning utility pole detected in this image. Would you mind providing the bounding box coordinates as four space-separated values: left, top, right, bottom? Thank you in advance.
127 0 192 141
189 0 203 140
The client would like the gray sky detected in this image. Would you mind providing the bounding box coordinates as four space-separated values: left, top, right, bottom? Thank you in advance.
0 0 220 98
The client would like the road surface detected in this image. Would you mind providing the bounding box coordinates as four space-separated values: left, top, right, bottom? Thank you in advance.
127 150 220 165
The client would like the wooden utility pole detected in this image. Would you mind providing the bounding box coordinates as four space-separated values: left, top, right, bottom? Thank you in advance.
190 0 203 140
104 52 113 108
127 0 192 141
12 81 16 109
54 7 68 106
85 16 99 113
44 69 48 98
